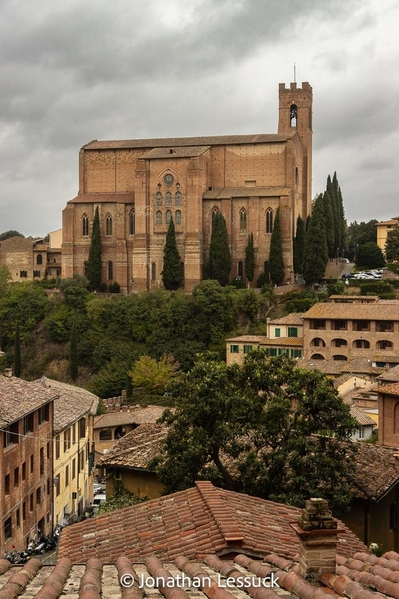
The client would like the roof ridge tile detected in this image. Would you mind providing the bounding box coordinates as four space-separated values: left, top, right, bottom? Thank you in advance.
195 482 244 544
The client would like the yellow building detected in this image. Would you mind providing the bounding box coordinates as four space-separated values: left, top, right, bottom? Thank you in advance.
38 378 98 525
376 216 399 255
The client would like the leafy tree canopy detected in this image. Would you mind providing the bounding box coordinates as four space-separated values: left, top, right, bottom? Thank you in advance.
355 242 385 270
0 230 24 241
162 218 183 290
152 351 357 513
129 354 180 396
302 194 328 283
208 213 232 286
385 225 399 263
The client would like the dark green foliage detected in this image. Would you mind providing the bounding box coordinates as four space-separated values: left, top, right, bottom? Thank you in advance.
360 281 395 298
162 218 183 290
302 195 328 283
347 219 378 261
208 213 231 286
0 230 25 241
14 323 21 377
108 282 121 293
293 216 305 274
69 322 79 380
152 352 357 513
268 207 285 285
97 477 145 514
0 282 49 347
87 207 102 290
244 233 255 283
355 242 385 270
322 192 335 257
385 225 399 262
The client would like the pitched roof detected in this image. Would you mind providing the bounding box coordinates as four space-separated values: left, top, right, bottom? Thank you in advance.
261 337 303 347
226 335 267 343
377 382 399 397
303 300 399 320
68 192 135 204
38 377 98 434
4 548 399 599
82 133 293 151
349 404 376 427
377 364 399 383
94 412 135 429
0 375 58 427
96 423 167 469
268 313 305 325
202 186 290 199
130 404 168 424
350 443 399 501
58 481 367 564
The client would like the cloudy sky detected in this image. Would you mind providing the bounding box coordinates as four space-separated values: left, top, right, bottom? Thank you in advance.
0 0 398 237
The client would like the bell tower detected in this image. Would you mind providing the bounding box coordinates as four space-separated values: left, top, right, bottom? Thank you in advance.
278 82 313 218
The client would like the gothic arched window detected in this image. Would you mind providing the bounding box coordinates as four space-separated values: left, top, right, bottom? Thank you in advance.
166 210 172 225
156 211 162 226
175 191 182 206
175 210 181 225
129 210 135 235
239 208 247 234
165 192 172 207
266 208 273 234
36 254 43 265
82 214 89 237
106 214 112 236
156 192 162 206
107 261 113 280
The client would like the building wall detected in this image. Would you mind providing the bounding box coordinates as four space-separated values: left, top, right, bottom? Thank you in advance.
378 392 399 448
0 403 53 553
53 414 95 525
62 82 313 293
106 467 163 500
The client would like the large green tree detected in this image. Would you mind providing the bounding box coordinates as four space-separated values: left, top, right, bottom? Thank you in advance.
356 242 385 270
152 351 357 513
293 216 305 275
385 225 399 262
0 230 24 241
162 218 183 290
69 321 79 380
268 207 285 285
244 233 255 284
87 207 102 290
302 194 328 283
208 213 231 286
14 323 21 377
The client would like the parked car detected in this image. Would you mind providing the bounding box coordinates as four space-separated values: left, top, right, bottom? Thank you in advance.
91 493 106 507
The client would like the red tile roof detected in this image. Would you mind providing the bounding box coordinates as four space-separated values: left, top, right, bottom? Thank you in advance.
58 482 367 565
0 375 58 427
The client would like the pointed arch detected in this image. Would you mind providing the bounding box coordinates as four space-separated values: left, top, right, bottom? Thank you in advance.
156 211 162 226
266 208 273 234
129 209 135 235
211 207 219 230
106 213 112 236
82 214 89 237
175 210 182 225
239 208 247 234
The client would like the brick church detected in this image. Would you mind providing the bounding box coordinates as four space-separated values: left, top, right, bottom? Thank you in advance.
61 82 313 293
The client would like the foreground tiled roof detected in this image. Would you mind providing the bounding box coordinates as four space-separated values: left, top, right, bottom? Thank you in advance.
58 481 367 564
268 313 305 325
350 443 399 501
0 375 58 427
5 550 399 599
38 377 98 434
97 423 168 469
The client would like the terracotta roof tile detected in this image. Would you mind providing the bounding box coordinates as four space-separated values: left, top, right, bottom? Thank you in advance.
304 300 399 320
59 482 367 565
94 412 135 428
0 375 58 427
268 313 305 325
349 405 376 427
349 443 399 501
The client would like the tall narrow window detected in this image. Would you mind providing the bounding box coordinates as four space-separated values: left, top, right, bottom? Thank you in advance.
166 210 172 225
82 214 89 237
165 192 172 207
239 208 247 234
151 262 156 281
290 104 298 127
156 192 163 206
266 208 273 234
107 261 113 281
238 261 243 278
129 210 135 235
106 214 112 236
156 211 162 226
37 254 43 265
175 210 181 225
175 191 182 206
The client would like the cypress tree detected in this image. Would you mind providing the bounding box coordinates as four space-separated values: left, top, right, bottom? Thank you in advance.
244 233 255 284
209 213 231 286
69 322 78 380
87 207 102 290
294 216 305 274
269 207 285 285
323 191 335 258
162 218 183 290
14 323 21 377
302 194 328 283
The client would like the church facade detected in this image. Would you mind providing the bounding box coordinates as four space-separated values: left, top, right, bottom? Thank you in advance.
62 82 313 293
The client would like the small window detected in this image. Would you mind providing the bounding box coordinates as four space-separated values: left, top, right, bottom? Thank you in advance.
243 345 253 354
65 465 69 487
14 467 19 487
5 474 10 495
20 270 28 278
3 422 19 447
175 191 182 206
40 448 44 475
165 192 172 207
106 214 112 236
275 328 281 338
175 210 182 225
129 210 135 235
291 349 302 358
16 509 20 527
33 270 41 278
22 462 26 480
56 435 60 459
22 502 26 520
37 254 43 265
24 413 34 435
107 261 113 281
151 262 156 281
55 476 60 497
36 487 41 505
156 210 162 226
4 517 12 540
30 454 34 474
38 404 49 424
29 493 34 511
156 192 163 206
288 327 298 338
166 210 172 225
64 429 71 452
358 428 364 439
100 429 112 441
79 417 86 439
230 345 239 354
72 458 76 480
377 340 394 350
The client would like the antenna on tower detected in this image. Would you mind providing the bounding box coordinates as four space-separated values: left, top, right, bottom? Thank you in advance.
293 63 296 83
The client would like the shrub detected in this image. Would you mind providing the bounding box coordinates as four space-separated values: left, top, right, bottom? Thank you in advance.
108 282 121 293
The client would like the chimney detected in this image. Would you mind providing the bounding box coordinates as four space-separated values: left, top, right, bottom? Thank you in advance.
3 368 13 377
291 498 338 579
